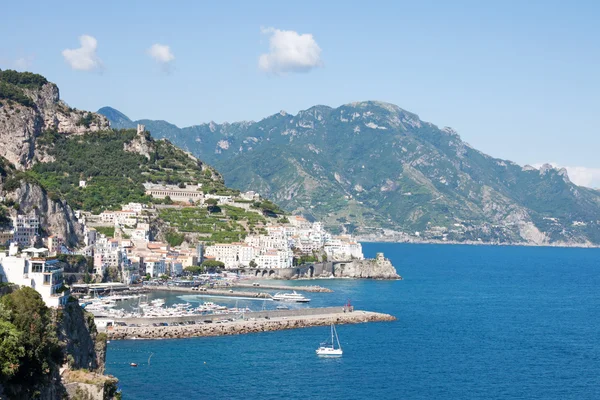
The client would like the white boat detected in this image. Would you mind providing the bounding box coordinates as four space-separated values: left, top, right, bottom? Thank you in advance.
272 291 311 303
316 324 343 357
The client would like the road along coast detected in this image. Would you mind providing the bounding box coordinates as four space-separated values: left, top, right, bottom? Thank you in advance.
105 308 395 340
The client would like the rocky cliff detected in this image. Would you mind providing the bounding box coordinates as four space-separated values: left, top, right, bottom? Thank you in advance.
0 71 109 170
5 182 83 246
335 253 401 279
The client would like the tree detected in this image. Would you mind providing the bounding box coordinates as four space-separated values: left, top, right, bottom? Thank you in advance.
0 288 61 390
205 198 218 206
201 260 225 272
249 260 257 268
0 320 24 379
164 195 173 205
159 274 170 280
184 266 203 274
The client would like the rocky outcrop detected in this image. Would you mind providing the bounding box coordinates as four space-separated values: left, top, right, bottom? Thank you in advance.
6 181 84 246
335 253 401 279
0 82 109 170
123 124 154 159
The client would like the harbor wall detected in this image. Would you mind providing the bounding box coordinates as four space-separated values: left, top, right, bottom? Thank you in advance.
106 310 395 340
107 307 351 326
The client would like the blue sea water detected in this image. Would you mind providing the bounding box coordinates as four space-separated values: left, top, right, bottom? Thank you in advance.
106 244 600 399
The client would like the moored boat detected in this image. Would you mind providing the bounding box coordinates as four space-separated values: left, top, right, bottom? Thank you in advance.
272 291 310 303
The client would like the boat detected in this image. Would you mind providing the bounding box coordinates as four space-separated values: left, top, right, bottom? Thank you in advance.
276 305 290 310
130 363 138 367
316 324 343 357
272 291 311 303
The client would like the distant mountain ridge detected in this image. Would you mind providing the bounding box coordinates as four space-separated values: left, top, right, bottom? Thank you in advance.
98 103 600 246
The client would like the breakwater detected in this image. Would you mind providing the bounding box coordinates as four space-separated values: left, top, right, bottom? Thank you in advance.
232 283 333 292
106 308 395 340
146 285 272 298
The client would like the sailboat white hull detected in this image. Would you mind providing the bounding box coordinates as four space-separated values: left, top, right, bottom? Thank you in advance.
316 347 343 356
316 324 343 356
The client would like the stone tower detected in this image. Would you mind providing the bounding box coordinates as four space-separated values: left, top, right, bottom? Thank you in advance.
137 124 145 134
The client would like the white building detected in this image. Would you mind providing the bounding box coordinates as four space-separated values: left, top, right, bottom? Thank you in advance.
204 243 254 269
145 259 166 278
255 249 293 269
122 203 145 213
0 245 68 307
323 238 364 260
13 214 39 246
131 228 150 242
84 228 97 247
143 183 204 203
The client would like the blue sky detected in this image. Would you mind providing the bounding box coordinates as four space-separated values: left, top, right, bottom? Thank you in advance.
1 0 599 186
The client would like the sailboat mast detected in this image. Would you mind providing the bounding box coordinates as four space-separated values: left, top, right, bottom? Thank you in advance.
334 325 341 350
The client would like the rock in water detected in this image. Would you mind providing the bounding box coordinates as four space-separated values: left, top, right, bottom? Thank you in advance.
336 253 401 279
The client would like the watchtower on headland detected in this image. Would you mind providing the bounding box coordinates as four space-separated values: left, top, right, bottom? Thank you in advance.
137 124 145 134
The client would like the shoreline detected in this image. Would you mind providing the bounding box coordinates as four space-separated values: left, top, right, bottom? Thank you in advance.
105 308 395 340
356 238 600 249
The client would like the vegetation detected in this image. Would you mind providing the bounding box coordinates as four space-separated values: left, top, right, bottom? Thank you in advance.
0 70 49 108
201 260 225 272
0 81 34 107
99 102 600 244
159 204 273 244
76 112 96 128
94 226 115 238
165 230 185 247
0 288 62 397
29 129 234 214
0 69 48 89
184 265 203 274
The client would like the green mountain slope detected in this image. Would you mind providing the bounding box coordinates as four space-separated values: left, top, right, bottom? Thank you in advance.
0 71 285 247
99 102 600 245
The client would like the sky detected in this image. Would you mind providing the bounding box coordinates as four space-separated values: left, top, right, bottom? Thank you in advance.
1 0 599 187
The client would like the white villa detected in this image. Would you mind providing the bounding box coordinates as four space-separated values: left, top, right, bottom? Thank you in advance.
0 244 68 307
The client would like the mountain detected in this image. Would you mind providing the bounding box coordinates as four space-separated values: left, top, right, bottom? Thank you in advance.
0 70 281 247
99 103 600 246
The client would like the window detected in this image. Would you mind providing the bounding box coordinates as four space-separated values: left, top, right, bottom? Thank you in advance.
32 263 43 273
44 274 51 285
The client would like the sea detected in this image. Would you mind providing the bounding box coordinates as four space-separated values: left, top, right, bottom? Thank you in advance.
106 243 600 399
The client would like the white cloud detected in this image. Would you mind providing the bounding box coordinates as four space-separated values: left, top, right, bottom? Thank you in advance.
62 35 103 71
259 27 323 74
148 44 174 64
532 162 600 188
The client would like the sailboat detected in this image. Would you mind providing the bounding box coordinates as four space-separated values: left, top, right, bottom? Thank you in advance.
316 324 343 356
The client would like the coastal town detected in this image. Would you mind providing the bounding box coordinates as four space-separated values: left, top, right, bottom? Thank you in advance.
0 164 396 311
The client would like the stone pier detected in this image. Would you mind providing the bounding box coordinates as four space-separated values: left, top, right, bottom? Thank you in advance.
106 308 396 340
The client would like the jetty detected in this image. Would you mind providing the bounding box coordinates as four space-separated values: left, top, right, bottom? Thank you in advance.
104 307 396 340
145 285 272 298
232 283 333 293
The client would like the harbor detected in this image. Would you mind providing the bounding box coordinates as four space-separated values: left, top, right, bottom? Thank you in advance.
104 307 396 340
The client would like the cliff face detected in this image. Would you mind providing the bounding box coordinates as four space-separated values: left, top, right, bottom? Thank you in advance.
0 82 109 170
57 303 103 371
335 253 401 279
6 182 84 246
